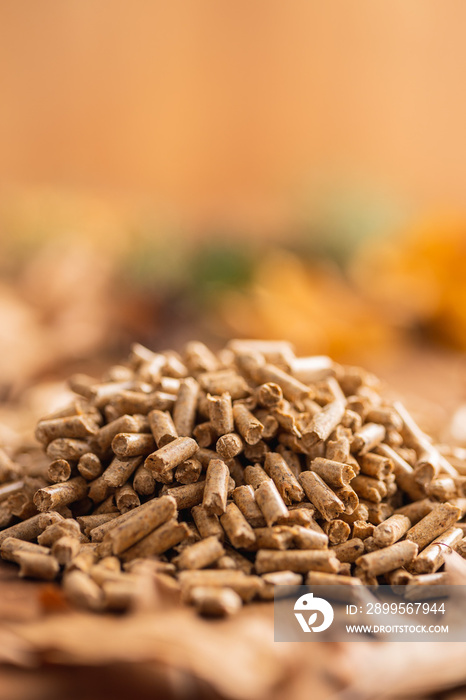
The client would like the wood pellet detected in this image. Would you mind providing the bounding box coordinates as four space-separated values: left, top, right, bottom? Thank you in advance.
1 339 466 617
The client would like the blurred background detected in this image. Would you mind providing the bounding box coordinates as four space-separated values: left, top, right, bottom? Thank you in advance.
2 1 466 435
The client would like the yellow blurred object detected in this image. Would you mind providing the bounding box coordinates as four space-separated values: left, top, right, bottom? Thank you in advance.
352 215 466 349
216 250 400 363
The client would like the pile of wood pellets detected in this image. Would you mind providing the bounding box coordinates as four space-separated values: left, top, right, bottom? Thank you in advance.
1 340 466 617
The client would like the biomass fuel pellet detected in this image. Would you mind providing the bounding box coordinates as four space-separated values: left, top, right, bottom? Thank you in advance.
1 339 466 616
356 540 419 577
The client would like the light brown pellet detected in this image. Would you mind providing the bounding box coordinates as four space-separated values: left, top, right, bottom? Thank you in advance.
351 475 387 503
77 453 103 481
108 391 175 419
339 503 369 525
275 446 302 478
1 537 50 563
426 477 457 501
199 370 250 400
17 550 60 580
255 480 289 526
0 505 13 529
405 502 461 550
456 537 466 558
148 410 178 448
192 504 224 541
220 503 256 549
395 498 435 524
216 433 244 461
256 383 283 408
46 439 91 462
255 549 340 574
361 500 394 525
332 538 365 563
35 414 98 445
363 536 381 553
101 455 143 489
89 507 138 542
287 525 328 550
63 570 104 610
298 471 345 521
207 392 234 437
166 481 206 510
306 571 362 586
96 414 149 454
359 453 393 479
77 513 119 537
38 519 81 546
120 518 189 562
290 355 334 383
37 510 65 529
352 520 375 540
33 477 88 512
175 535 225 570
372 514 411 546
351 424 386 455
132 464 156 495
233 404 264 445
254 364 312 404
411 526 463 574
376 443 424 501
244 464 269 489
278 507 316 527
66 545 98 573
260 570 302 597
179 569 264 602
264 452 304 505
52 535 81 565
395 401 458 480
190 585 242 616
310 457 355 488
145 437 198 476
203 459 230 516
111 433 155 458
232 485 266 527
272 400 302 438
326 436 351 463
356 540 419 577
106 495 177 554
47 459 72 483
175 458 202 485
322 519 351 545
88 475 112 503
386 568 413 585
115 483 140 513
251 526 293 550
183 341 218 372
333 485 359 515
228 339 294 364
301 396 346 448
193 421 216 448
173 377 200 437
365 407 403 431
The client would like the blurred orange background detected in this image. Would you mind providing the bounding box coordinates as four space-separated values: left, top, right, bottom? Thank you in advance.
1 1 466 230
